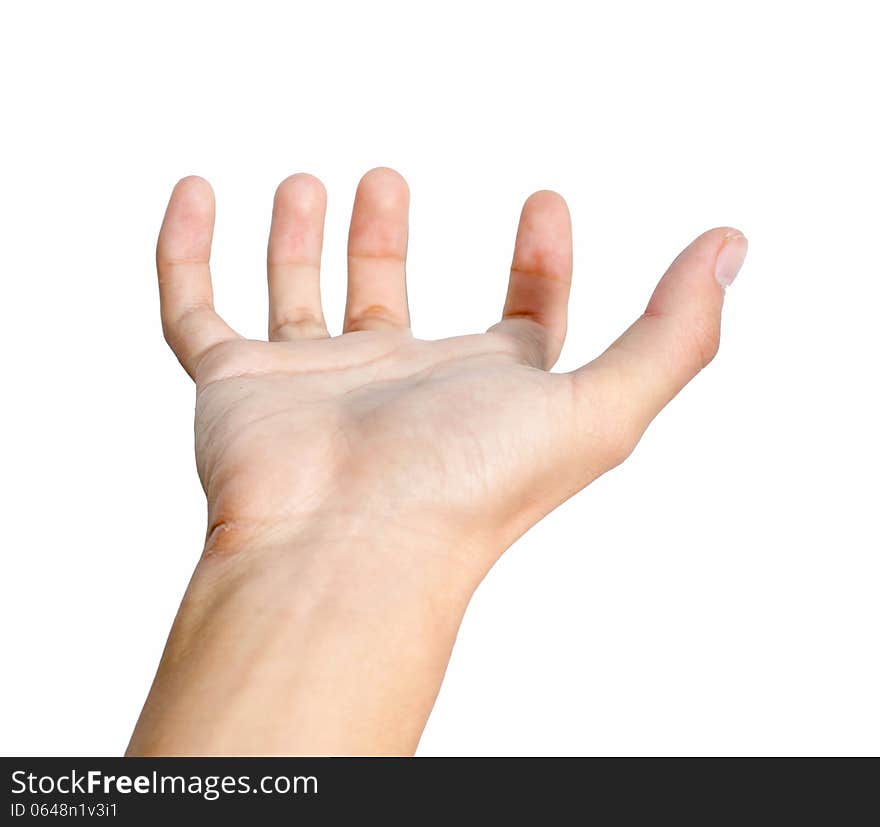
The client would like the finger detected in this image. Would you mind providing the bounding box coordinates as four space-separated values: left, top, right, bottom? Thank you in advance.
344 167 410 333
267 174 329 340
571 227 748 459
490 191 573 369
156 177 240 379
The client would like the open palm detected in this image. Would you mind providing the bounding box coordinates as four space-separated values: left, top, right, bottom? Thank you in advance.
157 169 746 574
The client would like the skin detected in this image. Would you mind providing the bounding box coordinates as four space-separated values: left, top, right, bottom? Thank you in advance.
127 168 747 756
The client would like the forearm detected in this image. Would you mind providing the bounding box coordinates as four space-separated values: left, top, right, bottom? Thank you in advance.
127 534 476 756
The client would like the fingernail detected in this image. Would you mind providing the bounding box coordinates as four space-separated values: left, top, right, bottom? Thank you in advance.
715 232 748 289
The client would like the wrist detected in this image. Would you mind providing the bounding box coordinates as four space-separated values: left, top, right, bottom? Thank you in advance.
201 509 491 606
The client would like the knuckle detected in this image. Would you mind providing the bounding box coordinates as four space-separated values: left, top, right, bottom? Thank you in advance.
161 319 185 355
685 315 721 371
345 305 408 332
601 419 640 468
270 311 325 338
568 370 641 471
490 318 551 368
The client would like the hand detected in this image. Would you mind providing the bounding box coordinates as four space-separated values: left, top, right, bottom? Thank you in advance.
159 168 745 569
129 168 746 755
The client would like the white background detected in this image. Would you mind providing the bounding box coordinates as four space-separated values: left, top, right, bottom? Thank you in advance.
1 1 877 756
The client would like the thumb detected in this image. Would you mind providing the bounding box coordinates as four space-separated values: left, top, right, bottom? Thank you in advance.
571 227 748 457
